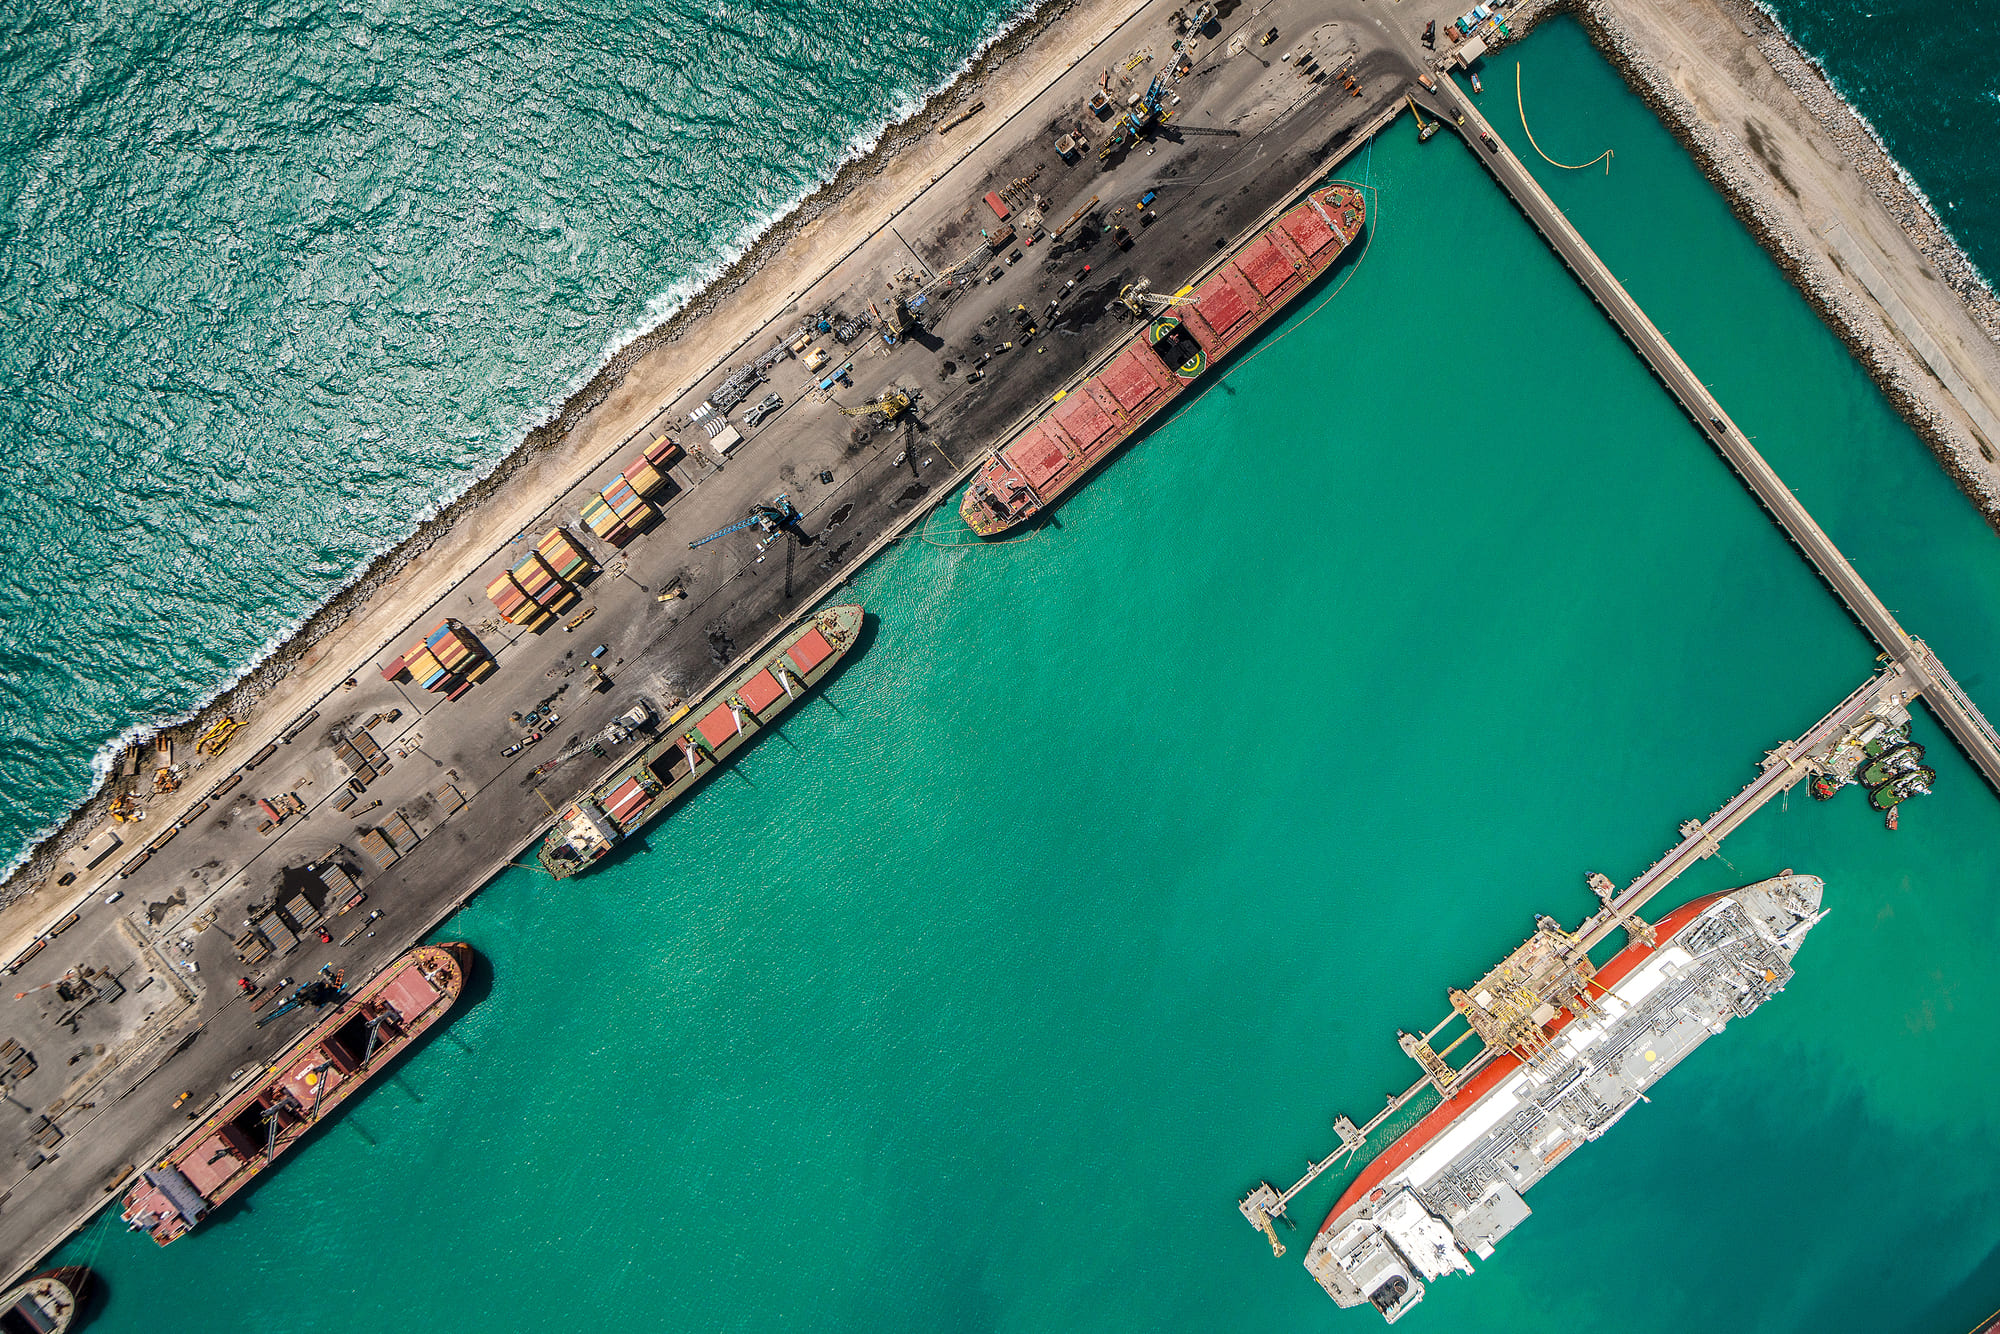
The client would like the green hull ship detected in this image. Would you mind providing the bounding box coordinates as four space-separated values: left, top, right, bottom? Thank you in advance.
537 604 864 878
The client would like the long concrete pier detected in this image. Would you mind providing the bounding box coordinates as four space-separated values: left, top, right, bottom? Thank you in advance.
1243 67 2000 1249
1425 74 2000 798
1241 660 1923 1245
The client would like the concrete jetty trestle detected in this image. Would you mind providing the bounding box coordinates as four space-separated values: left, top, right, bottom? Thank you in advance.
1241 663 1920 1252
1241 69 2000 1247
1421 75 2000 800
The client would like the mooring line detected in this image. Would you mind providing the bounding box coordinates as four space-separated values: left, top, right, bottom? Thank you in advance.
921 172 1382 552
1516 63 1613 174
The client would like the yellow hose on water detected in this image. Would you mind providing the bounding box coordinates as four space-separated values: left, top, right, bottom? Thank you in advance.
1516 63 1613 174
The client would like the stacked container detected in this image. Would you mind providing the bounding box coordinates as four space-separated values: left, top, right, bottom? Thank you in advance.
536 528 594 582
485 571 545 628
399 620 492 697
643 435 683 470
622 457 666 498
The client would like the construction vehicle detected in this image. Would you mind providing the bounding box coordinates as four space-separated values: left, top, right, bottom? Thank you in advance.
195 718 240 756
1099 76 1169 160
1407 94 1440 142
1118 278 1199 317
836 388 913 420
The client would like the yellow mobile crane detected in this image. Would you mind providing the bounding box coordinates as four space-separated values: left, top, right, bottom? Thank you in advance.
1118 277 1198 317
836 388 913 419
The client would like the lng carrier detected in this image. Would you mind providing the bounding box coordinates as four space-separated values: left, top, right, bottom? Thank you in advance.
1278 874 1825 1321
959 183 1365 536
537 604 863 879
122 942 472 1245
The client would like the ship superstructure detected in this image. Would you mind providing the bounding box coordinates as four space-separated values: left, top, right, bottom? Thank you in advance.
121 943 472 1244
537 604 863 879
0 1267 89 1333
1303 874 1825 1321
958 184 1364 536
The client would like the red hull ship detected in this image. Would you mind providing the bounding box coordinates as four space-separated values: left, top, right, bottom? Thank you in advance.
959 183 1365 535
121 943 473 1244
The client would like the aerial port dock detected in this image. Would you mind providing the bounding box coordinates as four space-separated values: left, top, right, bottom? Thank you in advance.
4 0 2000 1296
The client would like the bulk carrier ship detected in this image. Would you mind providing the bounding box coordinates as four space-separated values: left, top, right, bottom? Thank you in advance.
537 604 863 879
959 183 1365 536
1303 873 1825 1322
121 943 472 1244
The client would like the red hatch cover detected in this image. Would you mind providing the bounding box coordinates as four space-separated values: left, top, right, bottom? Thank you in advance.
697 704 738 748
1101 346 1166 410
1239 237 1296 296
1195 279 1250 333
1053 391 1118 450
1280 204 1337 256
740 669 784 712
1003 426 1070 489
786 627 834 674
381 963 445 1024
178 1133 243 1195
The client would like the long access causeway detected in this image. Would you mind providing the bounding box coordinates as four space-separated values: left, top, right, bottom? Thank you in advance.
1237 72 2000 1257
1426 74 2000 797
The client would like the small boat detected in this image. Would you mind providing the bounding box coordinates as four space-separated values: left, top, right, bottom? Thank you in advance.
1886 806 1899 830
0 1267 90 1333
1470 72 1483 94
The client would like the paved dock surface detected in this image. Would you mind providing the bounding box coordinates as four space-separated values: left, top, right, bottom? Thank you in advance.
0 0 1422 1280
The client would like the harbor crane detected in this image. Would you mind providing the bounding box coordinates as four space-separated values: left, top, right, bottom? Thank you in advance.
1407 94 1440 142
254 968 344 1029
1100 75 1170 159
529 721 631 778
835 388 913 420
688 495 801 549
1118 277 1198 317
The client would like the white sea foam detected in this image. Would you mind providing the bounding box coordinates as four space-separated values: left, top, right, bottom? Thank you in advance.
1747 0 1997 297
4 0 1049 885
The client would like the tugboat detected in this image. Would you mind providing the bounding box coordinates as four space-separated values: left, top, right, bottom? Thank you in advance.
0 1267 90 1332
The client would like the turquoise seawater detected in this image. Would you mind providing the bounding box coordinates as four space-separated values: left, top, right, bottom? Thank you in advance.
45 17 2000 1332
0 0 1035 873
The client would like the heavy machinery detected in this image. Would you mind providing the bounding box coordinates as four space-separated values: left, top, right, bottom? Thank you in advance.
688 495 803 550
194 718 240 756
1118 277 1199 317
1407 94 1440 142
254 968 345 1029
836 388 913 420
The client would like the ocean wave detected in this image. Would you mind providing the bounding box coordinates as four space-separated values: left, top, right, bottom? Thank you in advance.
0 0 1050 881
1748 0 1997 297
